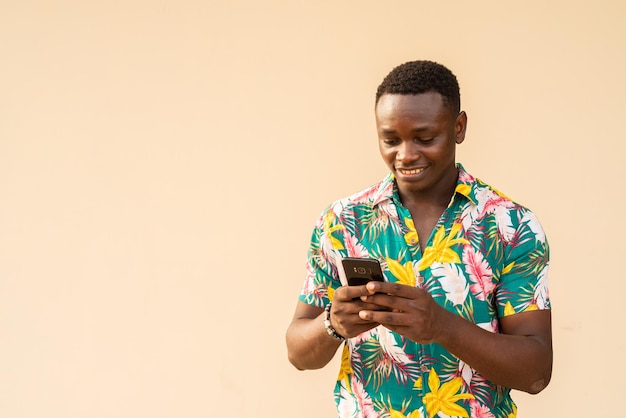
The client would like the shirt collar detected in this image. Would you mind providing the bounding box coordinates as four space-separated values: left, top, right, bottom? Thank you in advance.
453 163 478 205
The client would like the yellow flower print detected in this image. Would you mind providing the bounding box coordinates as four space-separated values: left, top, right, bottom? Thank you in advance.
404 217 419 246
504 301 516 316
507 404 518 417
455 183 471 198
414 376 423 390
324 212 345 250
337 344 353 391
387 258 416 286
390 409 422 418
502 262 515 275
422 368 474 418
419 223 469 271
327 286 335 302
525 303 538 312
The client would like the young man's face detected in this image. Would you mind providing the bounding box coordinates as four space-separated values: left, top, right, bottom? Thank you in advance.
375 92 467 200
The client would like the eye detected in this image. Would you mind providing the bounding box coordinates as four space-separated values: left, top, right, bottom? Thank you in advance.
381 138 400 146
415 137 435 144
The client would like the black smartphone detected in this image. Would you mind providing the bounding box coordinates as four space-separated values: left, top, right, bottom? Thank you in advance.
341 257 385 286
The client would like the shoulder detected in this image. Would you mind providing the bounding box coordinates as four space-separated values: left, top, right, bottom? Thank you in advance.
460 168 547 244
462 166 531 215
321 174 394 218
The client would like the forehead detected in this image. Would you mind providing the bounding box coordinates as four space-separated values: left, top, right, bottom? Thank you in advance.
375 92 452 126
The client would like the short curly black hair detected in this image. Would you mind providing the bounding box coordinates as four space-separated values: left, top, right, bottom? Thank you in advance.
375 60 460 113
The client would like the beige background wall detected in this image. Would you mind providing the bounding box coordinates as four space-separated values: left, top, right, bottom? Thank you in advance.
1 1 624 417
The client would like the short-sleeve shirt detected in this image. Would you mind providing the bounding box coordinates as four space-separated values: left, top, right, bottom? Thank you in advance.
298 164 550 418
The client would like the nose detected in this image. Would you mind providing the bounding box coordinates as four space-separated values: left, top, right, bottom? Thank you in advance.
396 141 420 162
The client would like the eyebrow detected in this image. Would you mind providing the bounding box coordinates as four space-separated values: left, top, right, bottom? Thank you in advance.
380 127 431 134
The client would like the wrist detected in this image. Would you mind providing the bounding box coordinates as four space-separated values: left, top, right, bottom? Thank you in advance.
323 302 345 342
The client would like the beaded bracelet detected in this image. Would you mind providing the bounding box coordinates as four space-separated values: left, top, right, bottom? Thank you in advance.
323 302 346 341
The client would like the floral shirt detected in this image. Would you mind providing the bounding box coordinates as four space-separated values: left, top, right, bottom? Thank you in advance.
299 164 550 418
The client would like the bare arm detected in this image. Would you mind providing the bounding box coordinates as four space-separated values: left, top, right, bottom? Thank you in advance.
433 307 551 393
359 281 553 394
285 302 342 370
286 285 386 370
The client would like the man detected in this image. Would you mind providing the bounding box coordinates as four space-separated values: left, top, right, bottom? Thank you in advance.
286 60 552 418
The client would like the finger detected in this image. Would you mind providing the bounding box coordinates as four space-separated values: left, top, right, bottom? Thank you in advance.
340 298 388 313
359 309 414 326
360 293 404 310
335 284 371 301
365 280 422 298
358 300 390 312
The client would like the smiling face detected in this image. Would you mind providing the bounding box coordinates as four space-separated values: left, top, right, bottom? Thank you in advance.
375 92 467 202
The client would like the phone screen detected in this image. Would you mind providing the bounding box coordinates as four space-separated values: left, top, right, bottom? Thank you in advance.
341 257 385 286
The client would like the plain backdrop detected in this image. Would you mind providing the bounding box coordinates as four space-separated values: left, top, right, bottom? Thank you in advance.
1 1 624 417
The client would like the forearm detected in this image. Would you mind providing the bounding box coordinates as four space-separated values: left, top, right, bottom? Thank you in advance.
286 312 343 370
436 310 552 394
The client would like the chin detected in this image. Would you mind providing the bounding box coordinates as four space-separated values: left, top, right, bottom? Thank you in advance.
397 180 427 194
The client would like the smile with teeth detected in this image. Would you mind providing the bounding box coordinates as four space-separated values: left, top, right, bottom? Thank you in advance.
398 168 424 175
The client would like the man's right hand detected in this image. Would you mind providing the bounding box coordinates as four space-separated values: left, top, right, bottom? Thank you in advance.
330 284 388 339
286 284 389 370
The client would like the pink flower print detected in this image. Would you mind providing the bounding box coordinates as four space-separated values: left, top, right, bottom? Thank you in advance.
463 246 495 301
470 400 496 418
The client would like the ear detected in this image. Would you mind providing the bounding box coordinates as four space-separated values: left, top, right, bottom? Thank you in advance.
454 111 467 144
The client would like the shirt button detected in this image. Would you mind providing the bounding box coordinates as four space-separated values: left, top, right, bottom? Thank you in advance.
421 365 430 373
410 238 417 245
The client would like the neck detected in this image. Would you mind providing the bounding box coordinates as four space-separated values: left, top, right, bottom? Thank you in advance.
398 166 458 209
